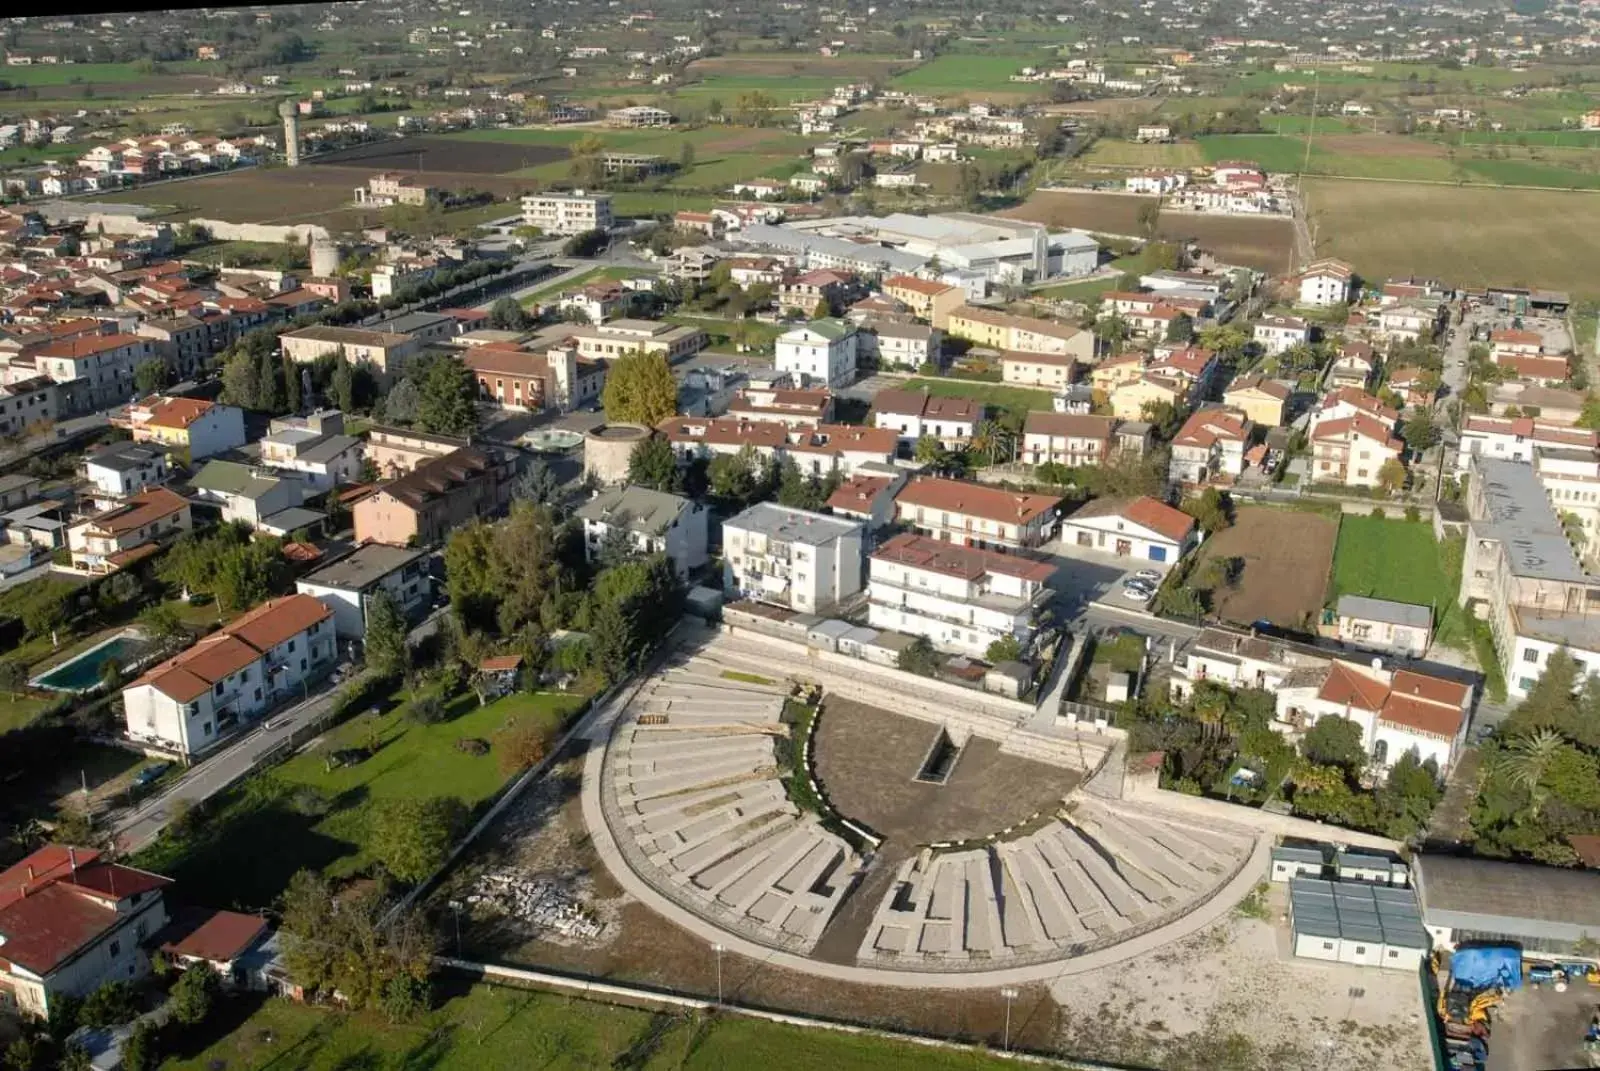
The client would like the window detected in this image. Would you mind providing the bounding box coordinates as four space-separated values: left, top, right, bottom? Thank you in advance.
288 639 296 653
202 722 212 736
1354 945 1366 955
110 940 121 957
1322 942 1334 951
1523 648 1541 663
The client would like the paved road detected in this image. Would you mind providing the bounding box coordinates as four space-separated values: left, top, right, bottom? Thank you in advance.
111 674 346 853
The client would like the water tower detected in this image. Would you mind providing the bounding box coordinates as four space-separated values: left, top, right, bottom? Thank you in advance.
278 100 301 167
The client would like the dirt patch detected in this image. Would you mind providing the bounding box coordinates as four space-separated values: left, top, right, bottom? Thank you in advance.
813 697 1078 845
1192 506 1336 630
310 136 563 175
1003 190 1296 272
1050 893 1435 1071
1315 134 1445 159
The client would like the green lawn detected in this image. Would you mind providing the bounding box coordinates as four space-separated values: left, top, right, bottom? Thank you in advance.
1327 515 1466 646
133 689 584 908
902 377 1052 421
891 54 1046 94
0 61 153 85
520 266 642 306
161 985 1030 1071
0 693 56 735
1034 275 1123 302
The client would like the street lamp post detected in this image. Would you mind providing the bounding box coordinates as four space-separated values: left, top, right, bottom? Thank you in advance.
448 900 463 955
1000 986 1019 1051
711 942 725 1005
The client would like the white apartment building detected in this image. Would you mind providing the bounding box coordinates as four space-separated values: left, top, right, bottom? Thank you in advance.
574 484 709 580
294 542 431 639
1296 259 1354 308
722 502 864 614
775 318 859 389
870 388 979 448
122 594 335 758
867 532 1054 659
258 409 364 490
1253 315 1310 356
1022 412 1115 467
1454 416 1599 476
32 333 154 410
1170 407 1252 488
82 442 169 501
1311 413 1405 489
861 320 940 371
520 190 614 235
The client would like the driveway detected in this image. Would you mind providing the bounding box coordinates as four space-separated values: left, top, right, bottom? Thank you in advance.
1038 539 1172 620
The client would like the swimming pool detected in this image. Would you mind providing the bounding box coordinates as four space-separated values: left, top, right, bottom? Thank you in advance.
31 632 153 693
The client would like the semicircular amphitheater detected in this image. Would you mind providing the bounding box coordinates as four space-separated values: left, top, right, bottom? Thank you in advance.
596 628 1261 978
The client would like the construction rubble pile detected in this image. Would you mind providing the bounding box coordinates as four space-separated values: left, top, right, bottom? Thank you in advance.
467 869 606 942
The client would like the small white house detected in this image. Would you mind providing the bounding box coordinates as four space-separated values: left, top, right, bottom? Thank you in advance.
82 442 169 501
574 484 709 580
775 318 859 389
1056 495 1197 564
294 542 432 639
1270 845 1325 883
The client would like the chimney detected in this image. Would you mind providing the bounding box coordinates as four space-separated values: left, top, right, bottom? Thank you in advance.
68 847 77 874
26 865 34 882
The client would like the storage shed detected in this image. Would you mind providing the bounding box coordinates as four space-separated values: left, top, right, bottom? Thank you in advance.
1336 850 1399 885
1289 876 1429 970
1271 845 1325 883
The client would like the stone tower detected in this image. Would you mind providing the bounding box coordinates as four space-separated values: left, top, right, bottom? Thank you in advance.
278 100 301 167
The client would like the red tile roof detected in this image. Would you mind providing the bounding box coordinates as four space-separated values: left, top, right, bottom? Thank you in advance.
141 396 215 430
158 908 268 963
826 474 895 514
131 595 331 702
884 274 958 298
872 531 1054 583
0 845 171 975
894 476 1061 525
1124 496 1198 543
1318 661 1393 711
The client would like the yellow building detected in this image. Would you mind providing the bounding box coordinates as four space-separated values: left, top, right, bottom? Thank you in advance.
883 275 967 329
1090 353 1146 393
1110 375 1184 421
1223 374 1291 427
946 306 1094 360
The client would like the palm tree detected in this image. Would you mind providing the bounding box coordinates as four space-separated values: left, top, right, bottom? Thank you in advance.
1500 728 1565 820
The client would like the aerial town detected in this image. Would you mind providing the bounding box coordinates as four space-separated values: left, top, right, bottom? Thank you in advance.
0 2 1598 1070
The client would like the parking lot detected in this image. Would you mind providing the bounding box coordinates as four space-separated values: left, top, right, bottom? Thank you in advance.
1040 539 1174 614
1485 979 1598 1071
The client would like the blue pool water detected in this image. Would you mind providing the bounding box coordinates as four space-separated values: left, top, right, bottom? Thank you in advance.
32 634 152 692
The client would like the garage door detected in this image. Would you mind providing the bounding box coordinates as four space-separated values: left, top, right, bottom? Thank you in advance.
1148 545 1168 562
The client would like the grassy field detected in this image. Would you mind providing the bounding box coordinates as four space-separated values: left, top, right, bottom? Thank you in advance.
902 377 1051 421
1033 275 1125 302
134 689 583 908
161 985 1030 1071
891 54 1044 94
520 266 642 306
1303 177 1600 295
1077 140 1206 169
1195 132 1600 187
1327 515 1463 644
0 61 158 85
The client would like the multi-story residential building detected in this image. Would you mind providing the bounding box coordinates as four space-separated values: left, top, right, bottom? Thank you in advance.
825 465 908 530
279 325 419 377
295 542 432 639
1328 342 1376 390
0 846 172 1018
1169 407 1252 487
353 446 512 547
867 532 1054 659
258 409 362 489
860 319 940 371
1057 495 1197 564
136 316 214 377
1460 457 1600 699
123 594 336 758
892 477 1061 551
1090 352 1147 393
1110 374 1188 422
31 333 154 411
1310 388 1399 439
1489 328 1543 363
1147 346 1220 391
191 460 304 529
882 274 966 329
1001 351 1077 390
116 395 245 461
722 502 865 613
1454 416 1599 476
364 425 468 478
655 418 897 477
520 190 613 235
1223 373 1291 426
1022 412 1116 467
870 389 980 449
726 386 834 428
82 443 169 502
1253 315 1310 356
1294 259 1355 308
67 487 192 575
575 484 709 580
354 172 439 207
778 269 860 316
1312 413 1405 488
946 306 1093 360
0 376 59 436
775 319 859 389
1375 301 1443 345
1170 627 1472 773
464 343 606 412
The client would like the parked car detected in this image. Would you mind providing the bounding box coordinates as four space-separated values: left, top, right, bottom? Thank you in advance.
1132 569 1161 582
1121 586 1152 602
132 762 172 789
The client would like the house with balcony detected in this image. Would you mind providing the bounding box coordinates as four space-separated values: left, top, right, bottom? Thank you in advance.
722 502 864 614
867 532 1054 659
1022 412 1116 468
294 542 431 639
575 484 708 580
0 846 172 1018
775 319 859 389
116 395 246 461
1311 413 1405 489
1253 315 1310 357
82 443 169 504
1309 388 1399 439
870 388 980 449
258 409 362 490
1223 373 1291 426
1328 342 1376 390
1294 259 1355 308
353 446 512 547
892 477 1061 551
122 594 336 758
67 488 192 575
1169 407 1252 488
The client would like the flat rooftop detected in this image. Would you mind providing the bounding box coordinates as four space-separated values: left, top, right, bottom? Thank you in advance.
299 542 427 591
1473 458 1588 583
725 502 862 545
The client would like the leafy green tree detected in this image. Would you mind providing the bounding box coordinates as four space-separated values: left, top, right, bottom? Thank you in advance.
486 296 529 331
708 447 759 505
169 961 219 1026
1165 314 1194 344
1301 716 1366 773
512 459 560 505
283 355 302 413
134 359 169 395
331 355 355 413
590 554 682 681
381 973 431 1024
382 378 421 424
414 356 479 436
1498 727 1566 820
602 351 678 427
0 659 28 698
370 796 467 884
364 590 409 679
3 1036 41 1071
78 981 137 1027
1181 487 1232 535
986 636 1022 663
58 1044 91 1071
627 436 679 492
1376 458 1407 496
897 636 940 677
1400 410 1440 451
256 349 285 413
279 870 435 1010
121 1021 156 1071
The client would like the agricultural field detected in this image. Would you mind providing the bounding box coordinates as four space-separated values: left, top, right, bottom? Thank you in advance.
1327 515 1465 645
891 54 1046 95
311 136 565 174
133 689 584 909
1303 177 1600 296
1077 140 1206 169
1196 132 1600 187
1004 190 1296 273
163 985 1030 1071
1188 506 1337 630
